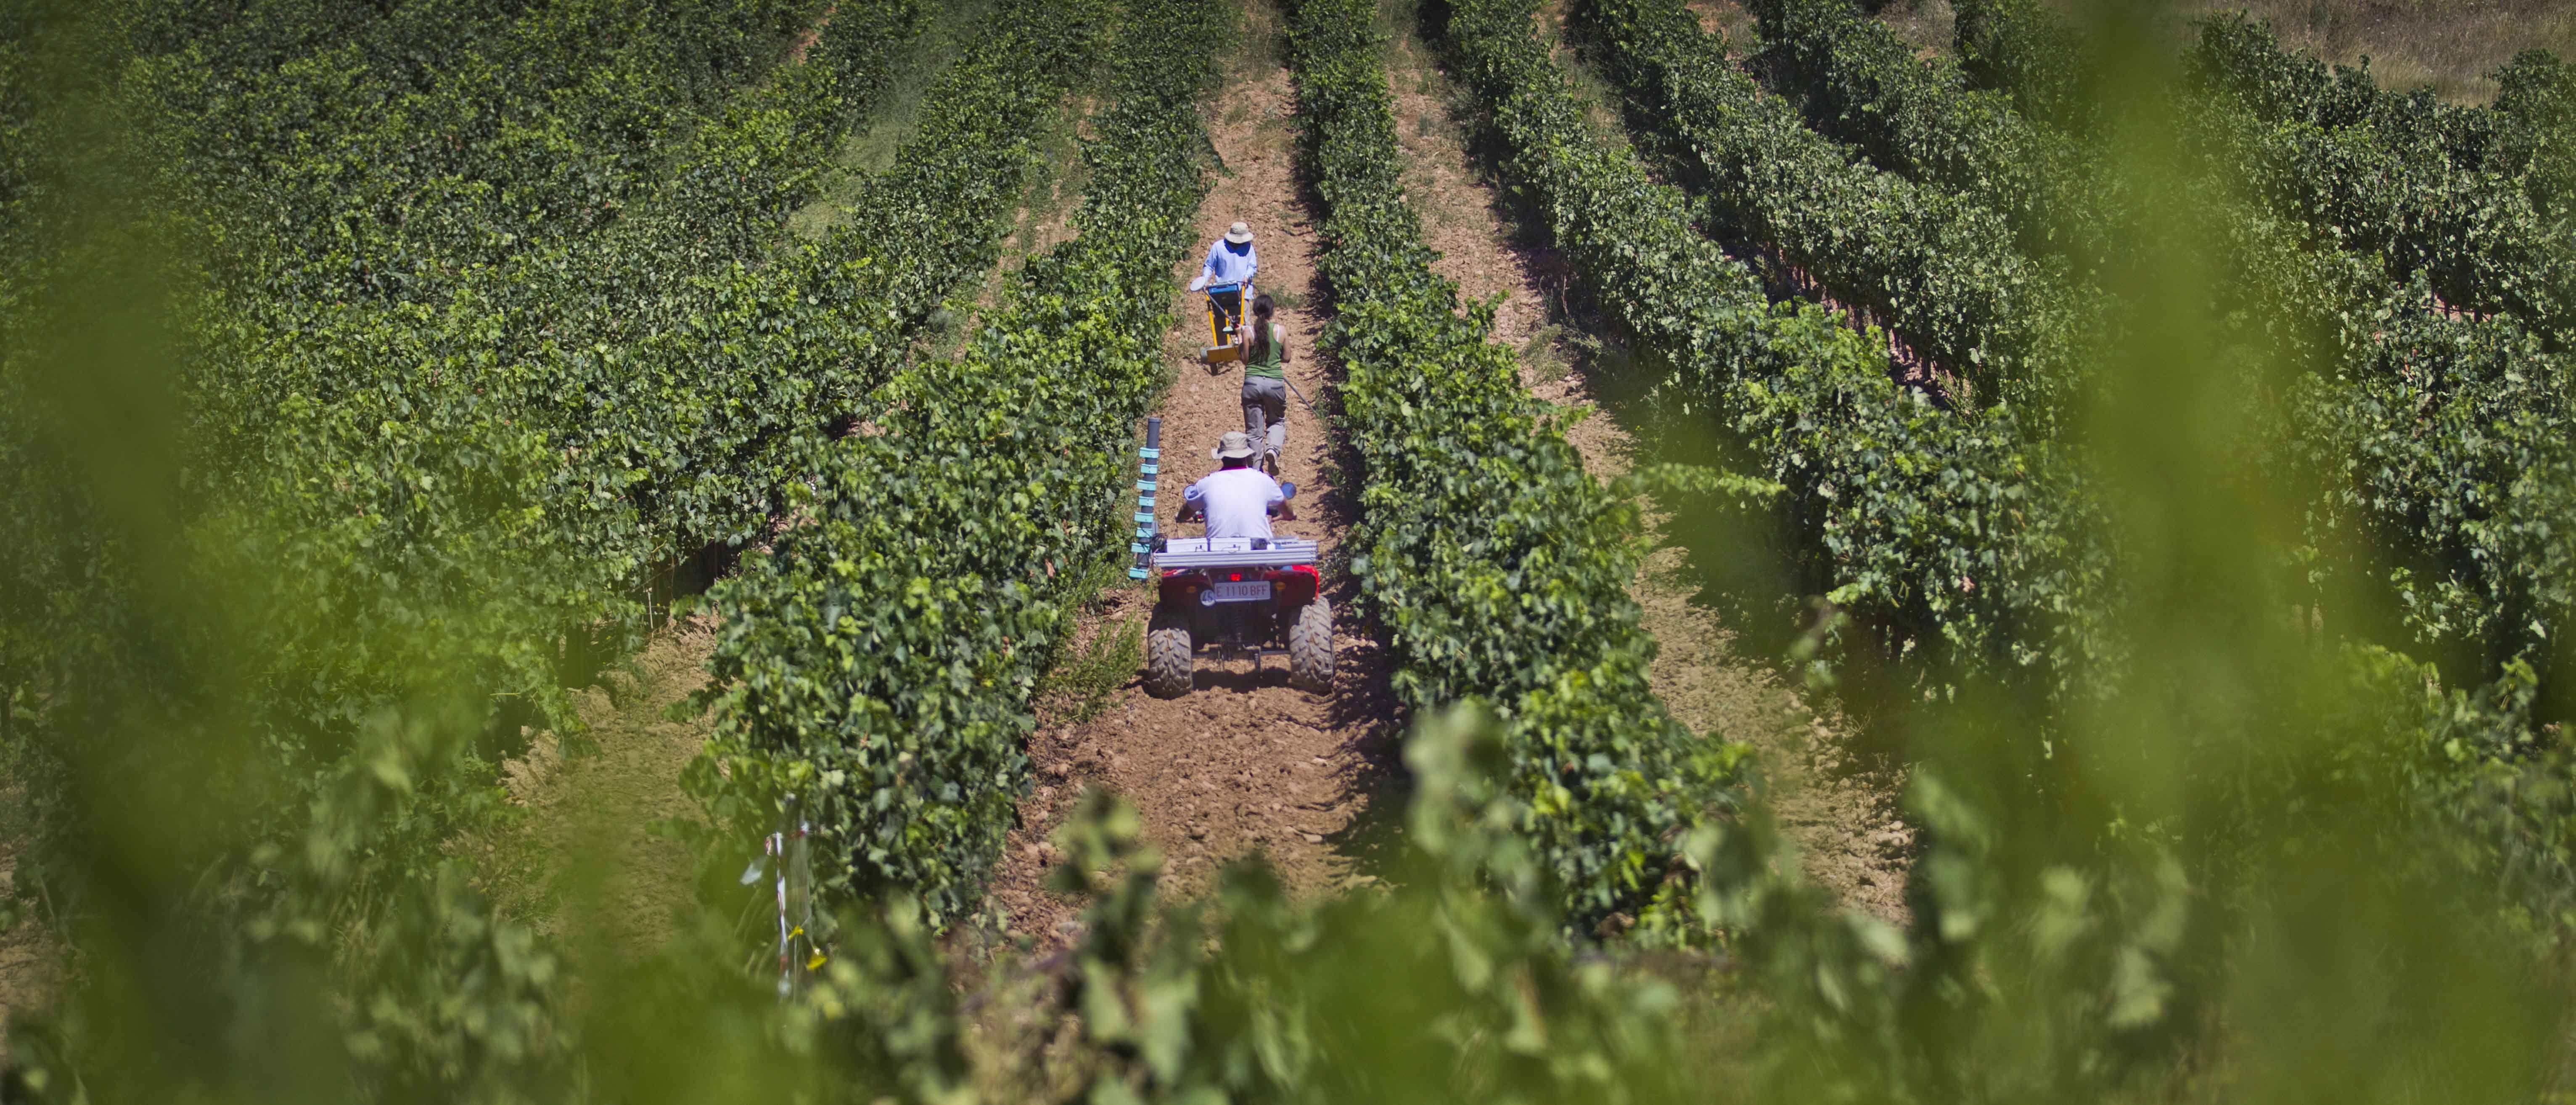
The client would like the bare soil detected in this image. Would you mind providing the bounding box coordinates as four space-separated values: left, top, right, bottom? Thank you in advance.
1388 15 1915 923
0 808 61 1064
980 14 1406 951
785 2 836 63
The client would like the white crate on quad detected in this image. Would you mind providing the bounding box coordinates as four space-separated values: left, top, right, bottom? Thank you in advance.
1148 536 1321 570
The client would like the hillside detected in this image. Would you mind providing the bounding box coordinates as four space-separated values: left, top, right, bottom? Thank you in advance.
2 0 2572 1099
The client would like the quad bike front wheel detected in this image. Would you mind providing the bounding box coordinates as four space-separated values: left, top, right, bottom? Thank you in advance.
1144 606 1195 699
1289 596 1334 694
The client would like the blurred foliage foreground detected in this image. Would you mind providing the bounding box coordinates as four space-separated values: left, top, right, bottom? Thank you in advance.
5 0 2576 1103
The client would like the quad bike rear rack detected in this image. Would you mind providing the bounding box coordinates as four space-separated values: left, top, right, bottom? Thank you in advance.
1148 536 1320 571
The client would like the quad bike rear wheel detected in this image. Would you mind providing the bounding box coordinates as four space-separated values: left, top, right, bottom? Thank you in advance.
1289 596 1334 694
1144 607 1195 699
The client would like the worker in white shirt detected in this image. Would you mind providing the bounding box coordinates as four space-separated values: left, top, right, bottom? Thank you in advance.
1176 431 1294 540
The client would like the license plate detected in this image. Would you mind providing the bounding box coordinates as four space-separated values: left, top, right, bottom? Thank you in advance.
1210 580 1271 604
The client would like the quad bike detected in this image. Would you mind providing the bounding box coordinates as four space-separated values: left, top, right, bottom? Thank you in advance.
1201 280 1250 365
1141 484 1334 698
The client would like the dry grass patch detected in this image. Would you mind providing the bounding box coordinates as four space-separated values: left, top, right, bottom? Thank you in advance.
1854 0 2568 103
1876 0 1958 54
2172 0 2574 101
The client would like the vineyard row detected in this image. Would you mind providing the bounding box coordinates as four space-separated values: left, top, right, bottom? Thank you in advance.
1292 0 1738 931
688 0 1227 925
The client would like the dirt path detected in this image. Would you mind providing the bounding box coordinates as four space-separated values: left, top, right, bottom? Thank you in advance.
1384 17 1915 924
0 807 61 1064
981 13 1403 949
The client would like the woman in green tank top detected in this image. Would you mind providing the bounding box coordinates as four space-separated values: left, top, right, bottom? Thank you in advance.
1242 293 1290 475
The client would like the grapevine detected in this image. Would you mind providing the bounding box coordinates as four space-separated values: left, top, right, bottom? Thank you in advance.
687 0 1226 925
1442 0 2116 701
1576 0 2100 415
1291 0 1740 930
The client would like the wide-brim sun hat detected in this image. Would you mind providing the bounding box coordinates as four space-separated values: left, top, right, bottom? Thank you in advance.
1211 430 1257 461
1224 221 1253 244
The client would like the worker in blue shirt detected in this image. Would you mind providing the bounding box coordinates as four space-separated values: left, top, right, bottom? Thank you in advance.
1188 220 1257 295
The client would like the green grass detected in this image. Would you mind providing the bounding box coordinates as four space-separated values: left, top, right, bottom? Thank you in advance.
787 0 1004 239
1037 609 1146 725
1004 96 1094 260
1519 322 1573 383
